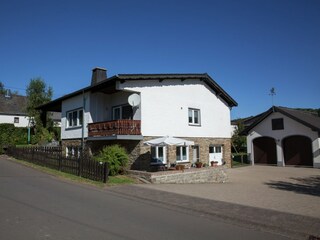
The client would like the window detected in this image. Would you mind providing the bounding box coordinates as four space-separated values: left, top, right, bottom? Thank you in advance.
151 146 166 163
176 146 189 162
112 105 133 120
67 109 83 128
188 108 200 125
272 118 284 130
14 117 19 123
66 146 81 158
209 146 222 153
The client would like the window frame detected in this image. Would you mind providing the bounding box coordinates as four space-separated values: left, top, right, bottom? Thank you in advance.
151 146 166 163
176 146 189 163
188 108 201 126
112 104 133 120
66 108 84 128
14 117 19 123
272 118 284 130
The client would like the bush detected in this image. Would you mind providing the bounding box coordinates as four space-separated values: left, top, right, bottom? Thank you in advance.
94 145 129 176
0 124 28 153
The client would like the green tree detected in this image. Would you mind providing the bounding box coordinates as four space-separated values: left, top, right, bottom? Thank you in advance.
26 78 53 143
231 120 247 153
0 82 5 94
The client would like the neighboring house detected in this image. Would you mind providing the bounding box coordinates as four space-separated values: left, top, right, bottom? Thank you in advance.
242 106 320 168
0 93 30 127
38 67 237 170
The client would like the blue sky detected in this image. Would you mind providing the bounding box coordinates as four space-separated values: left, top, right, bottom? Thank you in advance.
1 0 319 119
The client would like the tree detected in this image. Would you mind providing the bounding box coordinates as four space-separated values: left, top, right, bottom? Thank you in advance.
0 82 5 94
26 78 53 143
231 120 247 153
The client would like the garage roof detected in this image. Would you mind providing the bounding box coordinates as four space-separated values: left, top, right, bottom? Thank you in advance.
241 106 320 135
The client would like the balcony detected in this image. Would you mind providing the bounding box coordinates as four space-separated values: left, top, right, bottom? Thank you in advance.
88 120 141 139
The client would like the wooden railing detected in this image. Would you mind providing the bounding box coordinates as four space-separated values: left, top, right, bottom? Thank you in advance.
88 120 141 137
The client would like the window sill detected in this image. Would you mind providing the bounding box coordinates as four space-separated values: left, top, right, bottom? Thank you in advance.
188 123 201 127
66 126 83 130
176 160 190 163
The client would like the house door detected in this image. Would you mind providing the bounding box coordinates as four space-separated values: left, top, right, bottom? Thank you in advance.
209 145 223 165
192 145 199 163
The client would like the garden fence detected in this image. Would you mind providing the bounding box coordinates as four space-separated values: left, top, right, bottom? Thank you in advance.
7 146 109 183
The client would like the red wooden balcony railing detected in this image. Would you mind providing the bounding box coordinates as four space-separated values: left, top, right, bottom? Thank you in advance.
88 120 141 137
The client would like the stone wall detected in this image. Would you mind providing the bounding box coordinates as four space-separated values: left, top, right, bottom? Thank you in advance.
128 167 228 184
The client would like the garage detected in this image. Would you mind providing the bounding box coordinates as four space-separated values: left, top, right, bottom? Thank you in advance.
283 135 313 166
253 137 277 165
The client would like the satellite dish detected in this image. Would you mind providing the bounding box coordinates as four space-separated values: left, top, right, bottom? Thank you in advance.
128 93 140 107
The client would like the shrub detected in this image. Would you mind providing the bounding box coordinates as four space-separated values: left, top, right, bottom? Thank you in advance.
94 145 129 176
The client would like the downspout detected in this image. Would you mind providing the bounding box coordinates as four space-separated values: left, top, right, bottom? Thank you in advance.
81 90 86 151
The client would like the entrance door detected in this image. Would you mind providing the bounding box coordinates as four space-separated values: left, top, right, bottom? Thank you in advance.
192 145 199 163
209 146 223 165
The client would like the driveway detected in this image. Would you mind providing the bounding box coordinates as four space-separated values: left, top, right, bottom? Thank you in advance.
137 165 320 218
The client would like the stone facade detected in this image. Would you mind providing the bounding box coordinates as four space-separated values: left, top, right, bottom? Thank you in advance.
61 136 232 170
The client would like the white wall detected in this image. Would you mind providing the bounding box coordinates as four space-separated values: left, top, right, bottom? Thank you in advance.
0 114 30 127
118 79 231 138
247 111 320 167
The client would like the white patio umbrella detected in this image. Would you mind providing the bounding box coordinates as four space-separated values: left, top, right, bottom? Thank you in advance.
144 136 194 146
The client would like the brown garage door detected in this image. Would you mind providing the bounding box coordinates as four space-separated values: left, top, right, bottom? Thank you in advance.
283 135 313 166
253 137 277 164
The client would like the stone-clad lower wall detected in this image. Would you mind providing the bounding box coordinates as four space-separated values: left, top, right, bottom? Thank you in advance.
61 136 232 170
128 167 228 184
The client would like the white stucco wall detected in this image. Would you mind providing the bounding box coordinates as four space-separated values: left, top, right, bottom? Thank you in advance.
118 79 231 138
247 111 320 167
0 114 30 127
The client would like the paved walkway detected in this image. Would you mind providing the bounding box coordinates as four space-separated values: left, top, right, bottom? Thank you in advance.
137 165 320 218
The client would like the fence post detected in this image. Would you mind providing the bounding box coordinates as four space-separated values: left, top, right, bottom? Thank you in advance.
58 148 62 171
103 162 109 183
78 154 82 177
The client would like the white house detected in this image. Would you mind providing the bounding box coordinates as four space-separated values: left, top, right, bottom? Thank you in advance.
242 106 320 168
0 93 30 127
38 67 237 170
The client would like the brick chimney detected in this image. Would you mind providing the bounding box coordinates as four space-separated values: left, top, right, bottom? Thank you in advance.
91 67 107 85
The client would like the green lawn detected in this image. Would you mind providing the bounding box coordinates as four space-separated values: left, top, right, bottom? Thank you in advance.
7 156 138 187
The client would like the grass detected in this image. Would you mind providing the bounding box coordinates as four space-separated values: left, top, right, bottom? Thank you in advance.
7 156 137 187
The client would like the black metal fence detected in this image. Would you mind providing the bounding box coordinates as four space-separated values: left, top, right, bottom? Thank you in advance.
7 146 109 183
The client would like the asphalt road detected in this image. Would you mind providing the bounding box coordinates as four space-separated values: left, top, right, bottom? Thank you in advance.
0 157 291 240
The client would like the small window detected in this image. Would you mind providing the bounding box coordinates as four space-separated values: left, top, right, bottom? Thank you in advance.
188 108 201 125
176 146 189 162
14 117 19 123
272 118 284 130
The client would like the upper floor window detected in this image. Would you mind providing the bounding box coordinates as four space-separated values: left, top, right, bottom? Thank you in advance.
188 108 201 125
67 109 83 128
272 118 284 130
112 105 133 120
14 117 19 123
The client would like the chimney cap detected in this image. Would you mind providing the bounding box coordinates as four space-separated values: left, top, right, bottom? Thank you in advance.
92 67 107 71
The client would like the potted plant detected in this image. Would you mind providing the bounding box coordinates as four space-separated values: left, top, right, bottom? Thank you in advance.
210 161 218 167
195 161 203 168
